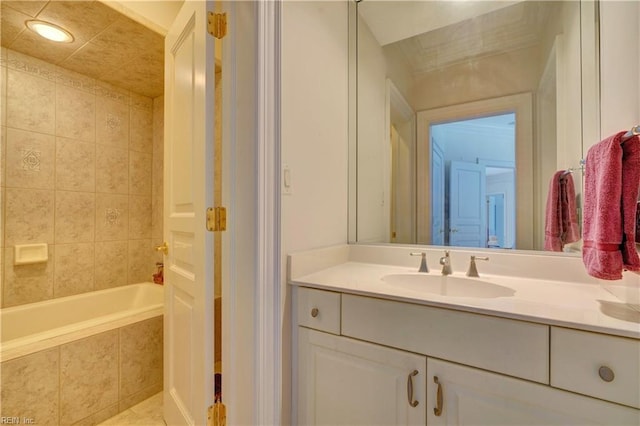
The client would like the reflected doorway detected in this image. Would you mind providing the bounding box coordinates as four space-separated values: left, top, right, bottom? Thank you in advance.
430 113 516 248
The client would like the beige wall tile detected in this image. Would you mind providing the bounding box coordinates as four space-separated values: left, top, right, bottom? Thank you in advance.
5 128 55 190
0 347 59 421
96 194 129 241
6 69 55 134
72 403 119 426
96 98 130 147
130 107 152 153
128 239 152 284
54 243 95 298
129 151 152 195
129 195 151 240
120 316 163 398
55 191 95 243
94 241 128 290
131 92 153 112
56 138 96 192
3 246 54 307
56 84 96 142
60 331 119 425
5 188 54 245
118 383 163 413
96 145 128 194
1 64 6 126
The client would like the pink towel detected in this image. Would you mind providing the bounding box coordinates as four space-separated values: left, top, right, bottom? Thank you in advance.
545 171 579 251
582 131 640 280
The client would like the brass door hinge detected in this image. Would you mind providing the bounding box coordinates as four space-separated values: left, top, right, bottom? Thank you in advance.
208 12 227 39
207 401 226 426
206 207 227 232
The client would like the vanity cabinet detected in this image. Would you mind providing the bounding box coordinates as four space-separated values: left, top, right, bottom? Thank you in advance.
294 287 640 425
426 358 639 425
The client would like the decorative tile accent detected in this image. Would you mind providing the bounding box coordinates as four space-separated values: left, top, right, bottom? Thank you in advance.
95 80 130 105
21 148 41 171
6 49 59 82
105 208 121 226
60 331 119 425
6 128 55 190
96 98 129 147
0 347 60 421
95 194 128 242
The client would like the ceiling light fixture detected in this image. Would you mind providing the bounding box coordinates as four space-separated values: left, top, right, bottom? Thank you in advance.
25 20 74 43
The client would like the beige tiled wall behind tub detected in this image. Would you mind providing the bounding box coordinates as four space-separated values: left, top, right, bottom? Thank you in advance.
0 316 163 426
0 48 164 307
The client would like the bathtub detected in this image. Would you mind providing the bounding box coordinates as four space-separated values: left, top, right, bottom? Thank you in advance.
1 283 164 424
1 282 163 361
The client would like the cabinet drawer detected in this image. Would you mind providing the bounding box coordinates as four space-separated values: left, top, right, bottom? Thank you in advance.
342 294 549 383
296 287 341 334
551 327 640 408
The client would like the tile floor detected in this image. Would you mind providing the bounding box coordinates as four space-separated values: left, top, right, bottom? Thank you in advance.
97 392 165 425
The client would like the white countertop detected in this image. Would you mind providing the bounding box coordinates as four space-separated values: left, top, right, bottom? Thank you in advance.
290 261 640 339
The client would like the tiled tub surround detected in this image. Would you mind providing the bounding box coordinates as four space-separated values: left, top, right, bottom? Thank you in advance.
0 284 163 426
0 48 164 308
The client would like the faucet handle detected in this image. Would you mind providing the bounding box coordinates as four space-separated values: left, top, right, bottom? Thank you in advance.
409 252 429 273
466 255 489 277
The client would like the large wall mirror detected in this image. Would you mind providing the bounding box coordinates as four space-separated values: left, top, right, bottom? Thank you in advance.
351 0 600 253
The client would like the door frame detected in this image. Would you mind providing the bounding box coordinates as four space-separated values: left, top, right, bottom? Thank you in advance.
416 93 533 248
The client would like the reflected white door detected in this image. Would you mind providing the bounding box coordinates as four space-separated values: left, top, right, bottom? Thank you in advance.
431 140 445 245
449 161 486 247
163 1 216 424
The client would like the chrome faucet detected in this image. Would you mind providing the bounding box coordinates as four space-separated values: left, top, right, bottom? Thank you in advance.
410 252 429 273
439 250 452 275
466 255 489 277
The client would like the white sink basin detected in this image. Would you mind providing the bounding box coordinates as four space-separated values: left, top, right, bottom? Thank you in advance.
382 274 515 298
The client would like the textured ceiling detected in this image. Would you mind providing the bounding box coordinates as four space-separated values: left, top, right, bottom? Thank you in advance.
1 0 164 98
385 1 557 76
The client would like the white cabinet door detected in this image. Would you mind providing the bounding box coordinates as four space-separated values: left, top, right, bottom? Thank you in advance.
427 359 640 426
297 328 426 426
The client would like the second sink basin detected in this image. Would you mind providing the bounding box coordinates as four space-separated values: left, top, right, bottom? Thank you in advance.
381 274 515 298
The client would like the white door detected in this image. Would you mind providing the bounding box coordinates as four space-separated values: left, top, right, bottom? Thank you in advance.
431 140 445 245
427 359 640 425
449 161 486 247
163 2 216 424
297 328 427 426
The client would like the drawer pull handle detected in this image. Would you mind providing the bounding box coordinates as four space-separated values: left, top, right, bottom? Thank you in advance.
598 366 615 382
407 370 419 407
433 376 443 416
310 308 319 318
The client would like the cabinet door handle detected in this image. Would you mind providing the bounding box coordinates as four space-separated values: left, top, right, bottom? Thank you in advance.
310 308 319 318
433 376 443 416
407 370 419 407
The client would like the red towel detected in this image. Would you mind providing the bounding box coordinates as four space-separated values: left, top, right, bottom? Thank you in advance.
545 171 580 251
582 131 640 280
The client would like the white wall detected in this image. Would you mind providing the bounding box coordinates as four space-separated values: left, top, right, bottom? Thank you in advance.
598 1 639 141
281 2 349 422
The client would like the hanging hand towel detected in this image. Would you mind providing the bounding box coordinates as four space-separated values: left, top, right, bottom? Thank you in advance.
583 131 640 279
545 171 579 251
